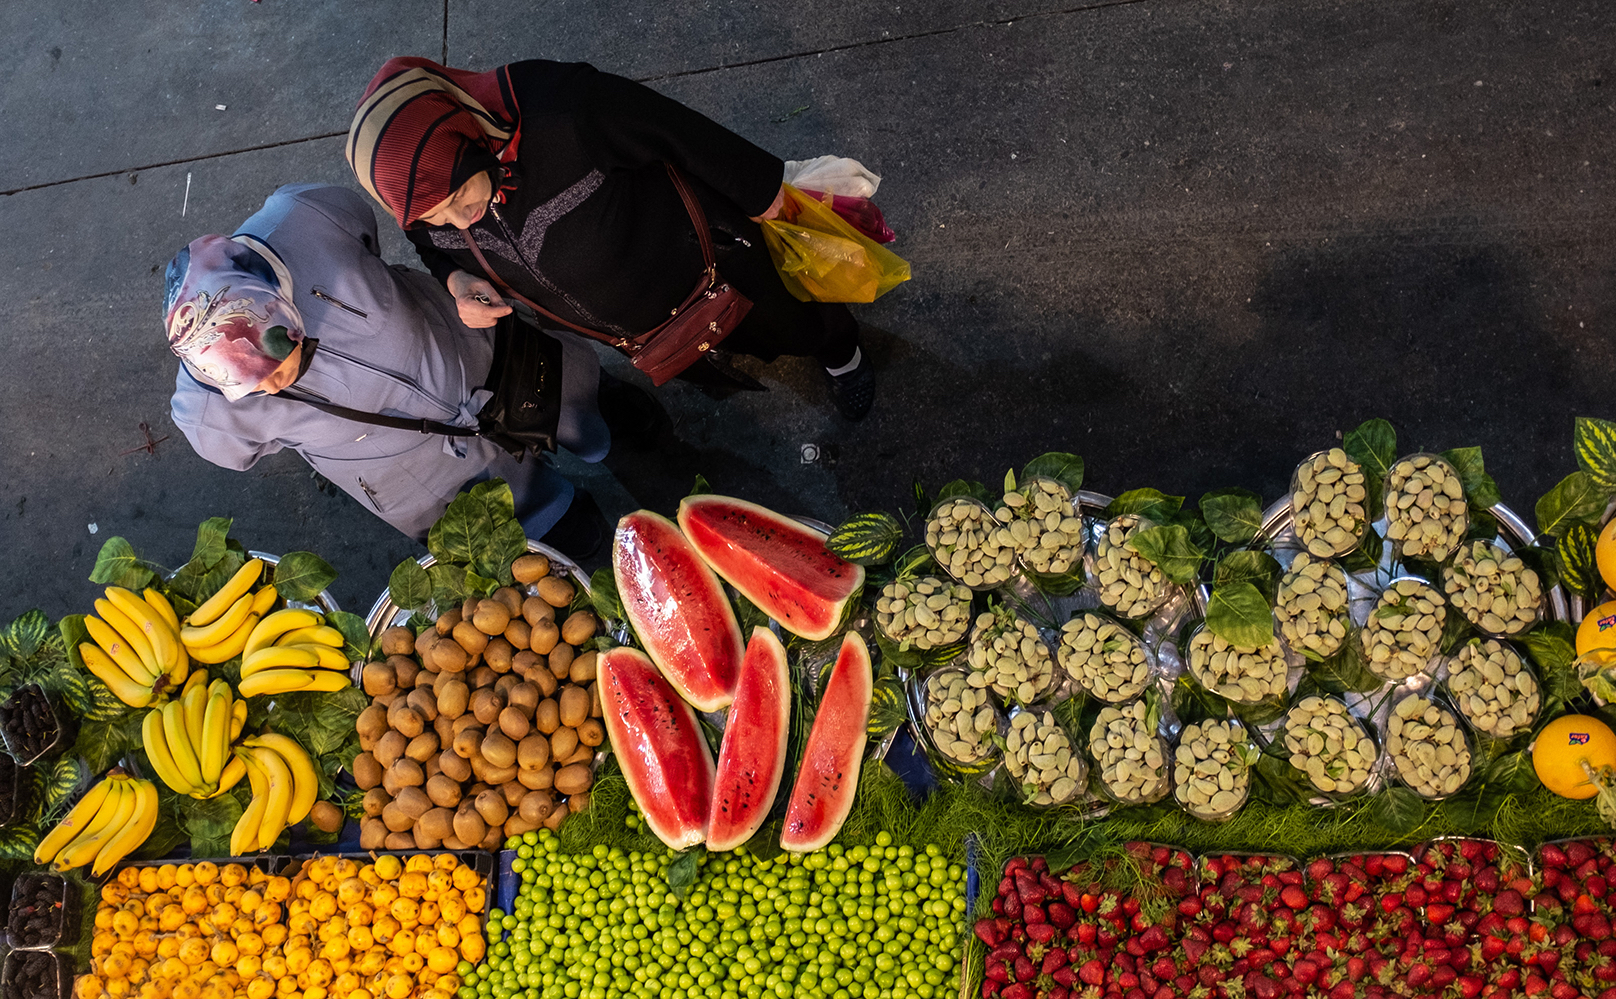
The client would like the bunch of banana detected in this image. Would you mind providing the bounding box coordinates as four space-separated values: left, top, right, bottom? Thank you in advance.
142 670 248 799
229 733 319 855
34 770 159 875
78 586 188 708
236 607 352 698
178 558 279 664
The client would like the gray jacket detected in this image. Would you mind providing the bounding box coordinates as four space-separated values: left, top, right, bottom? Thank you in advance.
171 184 605 541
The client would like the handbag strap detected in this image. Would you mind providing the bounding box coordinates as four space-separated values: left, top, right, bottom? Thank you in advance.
278 389 480 437
462 163 718 351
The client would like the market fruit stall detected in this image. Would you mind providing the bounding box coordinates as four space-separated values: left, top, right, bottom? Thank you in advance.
8 417 1616 999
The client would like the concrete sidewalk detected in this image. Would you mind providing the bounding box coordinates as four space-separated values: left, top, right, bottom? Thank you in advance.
1 0 1612 617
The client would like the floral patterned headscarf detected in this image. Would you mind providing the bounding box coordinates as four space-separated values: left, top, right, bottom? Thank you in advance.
163 235 304 401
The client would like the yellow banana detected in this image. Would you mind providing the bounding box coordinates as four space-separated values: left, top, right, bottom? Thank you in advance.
229 700 248 742
142 708 198 795
240 645 320 680
95 599 160 680
54 779 136 872
297 671 352 693
180 592 254 649
190 558 265 628
78 643 153 708
206 755 248 798
181 680 209 753
162 700 205 790
275 625 345 649
243 608 322 659
231 756 269 856
188 613 258 665
92 779 159 877
84 615 158 685
247 746 293 851
34 777 114 864
250 585 279 616
200 684 232 784
106 587 179 679
143 588 181 633
245 734 317 825
284 643 349 671
182 668 208 698
238 669 315 698
166 641 189 692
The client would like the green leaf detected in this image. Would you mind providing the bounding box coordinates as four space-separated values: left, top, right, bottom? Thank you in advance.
1441 447 1502 510
1536 471 1611 540
325 610 371 664
1339 525 1385 574
1105 488 1184 524
1307 635 1383 692
935 479 991 505
1252 750 1310 806
71 711 146 775
0 610 48 663
465 571 500 598
406 611 434 636
468 478 517 523
171 547 247 605
1214 551 1281 604
1343 418 1397 479
1485 750 1539 793
1440 788 1489 834
588 568 625 625
1199 488 1264 545
272 552 337 603
1021 452 1085 497
429 563 470 609
428 490 496 566
1440 605 1473 655
1204 582 1275 648
189 517 233 570
183 792 245 859
665 849 702 900
473 518 529 585
826 512 904 567
733 592 772 638
1514 545 1562 595
1556 524 1602 602
89 537 156 591
40 757 84 821
0 825 41 860
388 559 432 611
1368 785 1426 835
1125 524 1204 585
689 474 713 497
1520 622 1580 702
1022 564 1086 597
1576 417 1616 491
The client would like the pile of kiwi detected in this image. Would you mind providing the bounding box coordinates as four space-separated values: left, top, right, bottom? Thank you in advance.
352 552 603 851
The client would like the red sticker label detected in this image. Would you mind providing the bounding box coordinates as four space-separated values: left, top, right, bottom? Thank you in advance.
1600 614 1616 632
1570 732 1592 745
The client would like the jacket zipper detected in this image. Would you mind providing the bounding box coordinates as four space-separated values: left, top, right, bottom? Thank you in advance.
311 343 457 419
356 477 383 512
311 287 368 318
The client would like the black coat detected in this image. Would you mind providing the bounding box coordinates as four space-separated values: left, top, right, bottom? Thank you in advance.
410 61 787 343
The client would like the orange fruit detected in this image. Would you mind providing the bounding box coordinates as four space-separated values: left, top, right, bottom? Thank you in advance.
1534 713 1616 798
1578 601 1616 659
1598 519 1616 594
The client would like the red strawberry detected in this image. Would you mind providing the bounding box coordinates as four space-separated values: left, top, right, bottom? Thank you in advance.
1001 984 1033 999
976 919 1005 947
1044 950 1069 975
1551 983 1581 999
1080 959 1105 986
1014 956 1035 982
1455 974 1484 998
1028 923 1057 944
1279 885 1306 910
1428 903 1455 924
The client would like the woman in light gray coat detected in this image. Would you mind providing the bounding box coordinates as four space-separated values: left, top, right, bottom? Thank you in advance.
166 183 610 547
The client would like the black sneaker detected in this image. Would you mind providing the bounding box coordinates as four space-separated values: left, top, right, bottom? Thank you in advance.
540 490 608 562
825 354 875 420
597 375 668 450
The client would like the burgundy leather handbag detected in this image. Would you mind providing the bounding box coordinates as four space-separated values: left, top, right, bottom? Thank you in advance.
463 164 752 387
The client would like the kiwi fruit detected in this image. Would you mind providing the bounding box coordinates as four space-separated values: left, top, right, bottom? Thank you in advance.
494 673 519 698
548 643 575 678
382 758 424 795
475 789 510 826
570 652 597 684
559 686 590 729
453 619 491 656
528 619 560 655
493 586 526 618
482 729 518 769
381 800 414 833
543 806 568 832
373 731 408 769
430 639 469 674
379 626 416 657
512 554 551 584
384 831 416 850
470 600 511 637
393 786 432 819
483 637 515 674
451 713 483 736
498 706 532 741
422 754 442 779
535 699 561 735
550 726 579 763
437 679 470 719
454 800 488 845
362 662 396 697
436 607 464 636
506 682 540 714
413 819 444 850
452 726 485 760
576 718 605 748
310 800 345 833
393 656 421 689
438 751 472 784
517 734 551 771
406 687 439 722
471 688 504 725
388 704 425 740
504 619 533 651
356 704 389 742
530 668 558 699
561 611 598 647
538 576 575 608
353 751 384 790
362 787 391 817
568 791 591 814
555 763 593 796
405 732 440 763
480 762 519 786
518 765 554 791
519 790 555 825
360 817 387 849
469 665 498 690
419 807 455 845
412 668 437 691
501 780 527 807
563 744 593 766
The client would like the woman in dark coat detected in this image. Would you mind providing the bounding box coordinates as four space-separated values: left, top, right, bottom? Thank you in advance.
346 57 874 419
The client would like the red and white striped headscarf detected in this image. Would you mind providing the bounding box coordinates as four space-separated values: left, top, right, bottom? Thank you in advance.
346 57 523 227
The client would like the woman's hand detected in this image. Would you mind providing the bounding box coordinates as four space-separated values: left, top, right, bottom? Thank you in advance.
750 186 786 223
447 269 513 328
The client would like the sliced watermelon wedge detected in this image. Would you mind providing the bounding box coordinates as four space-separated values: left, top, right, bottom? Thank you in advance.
613 510 744 712
598 647 715 850
707 627 792 852
677 494 865 641
781 631 871 852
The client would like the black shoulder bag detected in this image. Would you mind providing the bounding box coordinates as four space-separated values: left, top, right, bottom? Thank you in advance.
281 315 563 461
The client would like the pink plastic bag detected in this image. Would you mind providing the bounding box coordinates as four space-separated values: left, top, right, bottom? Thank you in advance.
798 189 896 244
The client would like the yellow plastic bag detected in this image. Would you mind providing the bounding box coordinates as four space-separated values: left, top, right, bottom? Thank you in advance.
759 185 911 303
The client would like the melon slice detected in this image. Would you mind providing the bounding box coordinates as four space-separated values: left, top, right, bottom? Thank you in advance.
598 647 715 849
677 494 865 641
707 627 792 852
781 632 871 852
613 510 744 712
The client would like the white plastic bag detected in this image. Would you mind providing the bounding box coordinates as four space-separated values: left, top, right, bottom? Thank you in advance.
781 156 881 199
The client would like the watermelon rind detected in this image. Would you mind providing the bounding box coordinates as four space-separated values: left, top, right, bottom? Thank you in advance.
781 632 872 852
678 494 865 642
598 647 715 850
826 512 903 567
706 627 791 852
